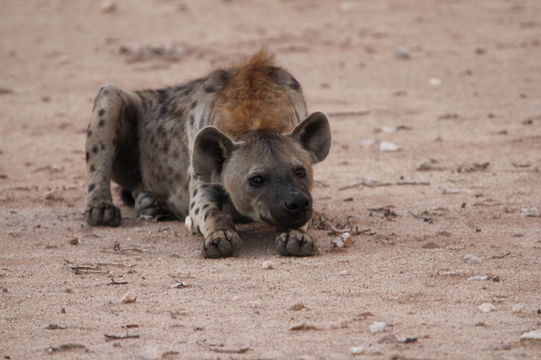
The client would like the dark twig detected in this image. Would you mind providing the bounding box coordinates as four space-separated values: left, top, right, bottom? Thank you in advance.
196 340 251 354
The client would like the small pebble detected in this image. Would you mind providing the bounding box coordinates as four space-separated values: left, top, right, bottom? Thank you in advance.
350 346 365 355
140 346 159 360
289 303 307 311
120 291 137 304
339 270 350 276
379 141 400 152
394 47 411 59
377 334 398 344
467 275 488 281
360 138 375 148
331 232 353 248
369 321 387 333
464 254 481 265
511 304 524 314
262 261 274 270
428 77 442 86
69 237 79 245
101 0 117 13
478 303 496 313
519 329 541 342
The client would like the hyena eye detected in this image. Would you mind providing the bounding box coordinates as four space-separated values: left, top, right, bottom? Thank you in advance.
249 175 265 187
294 167 306 178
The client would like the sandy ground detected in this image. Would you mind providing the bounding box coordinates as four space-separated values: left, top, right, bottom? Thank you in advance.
1 0 541 359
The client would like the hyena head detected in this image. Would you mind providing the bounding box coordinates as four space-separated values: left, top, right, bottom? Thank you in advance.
192 112 331 229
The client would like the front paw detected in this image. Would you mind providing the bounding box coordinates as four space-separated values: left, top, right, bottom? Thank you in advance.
203 230 242 258
85 202 121 227
275 230 316 257
134 192 161 218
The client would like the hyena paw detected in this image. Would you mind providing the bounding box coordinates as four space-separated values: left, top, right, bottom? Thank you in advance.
275 230 316 257
203 230 242 258
85 202 121 227
134 192 161 219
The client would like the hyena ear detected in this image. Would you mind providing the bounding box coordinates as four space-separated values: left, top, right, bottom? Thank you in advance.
192 127 238 182
289 111 331 163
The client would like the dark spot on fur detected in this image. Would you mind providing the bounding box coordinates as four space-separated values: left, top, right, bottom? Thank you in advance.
156 89 168 104
85 152 89 162
174 172 182 182
217 70 230 83
98 108 105 117
87 129 92 137
90 164 95 172
195 208 200 215
204 212 209 221
189 115 195 126
100 143 105 150
204 85 216 93
190 101 197 109
190 201 195 209
196 225 200 234
193 189 198 197
289 77 301 91
162 140 170 153
171 150 179 159
92 145 98 154
88 183 95 192
98 119 105 127
202 203 209 210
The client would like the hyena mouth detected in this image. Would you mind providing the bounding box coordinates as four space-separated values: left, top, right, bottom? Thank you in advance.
261 214 311 230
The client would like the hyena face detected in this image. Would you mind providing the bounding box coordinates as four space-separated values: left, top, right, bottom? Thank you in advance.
192 112 331 229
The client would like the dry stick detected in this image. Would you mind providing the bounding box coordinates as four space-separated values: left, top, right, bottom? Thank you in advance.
196 341 251 354
326 110 370 117
104 333 140 341
338 181 431 191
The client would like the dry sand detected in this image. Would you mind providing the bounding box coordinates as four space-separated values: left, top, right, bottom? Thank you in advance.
1 1 540 359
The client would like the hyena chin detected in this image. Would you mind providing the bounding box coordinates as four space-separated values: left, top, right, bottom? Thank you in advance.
84 50 331 258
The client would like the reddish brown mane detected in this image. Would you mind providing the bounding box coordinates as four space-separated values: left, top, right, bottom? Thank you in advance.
213 50 295 138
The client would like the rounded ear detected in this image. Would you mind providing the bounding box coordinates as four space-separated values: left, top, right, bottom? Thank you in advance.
288 111 331 163
192 127 237 182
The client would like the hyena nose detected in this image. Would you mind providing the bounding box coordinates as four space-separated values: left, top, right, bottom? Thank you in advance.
284 194 310 215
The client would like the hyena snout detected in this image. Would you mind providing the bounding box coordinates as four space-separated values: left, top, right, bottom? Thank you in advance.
270 191 313 228
283 192 310 215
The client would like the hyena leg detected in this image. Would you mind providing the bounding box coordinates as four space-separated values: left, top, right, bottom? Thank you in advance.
189 177 241 258
275 224 316 257
85 84 142 226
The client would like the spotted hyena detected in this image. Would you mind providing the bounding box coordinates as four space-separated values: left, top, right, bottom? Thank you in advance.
85 50 331 258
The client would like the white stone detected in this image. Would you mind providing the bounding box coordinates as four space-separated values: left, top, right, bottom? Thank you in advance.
511 304 524 314
379 141 399 152
339 270 350 276
478 303 496 313
428 77 442 86
520 329 541 341
369 321 387 333
464 254 481 265
101 0 117 13
360 138 375 148
140 346 159 360
381 126 396 133
262 261 274 270
467 275 488 281
120 291 137 304
331 232 353 248
350 346 365 355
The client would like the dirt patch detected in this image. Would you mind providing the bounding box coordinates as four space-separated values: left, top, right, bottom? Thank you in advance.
1 0 540 359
